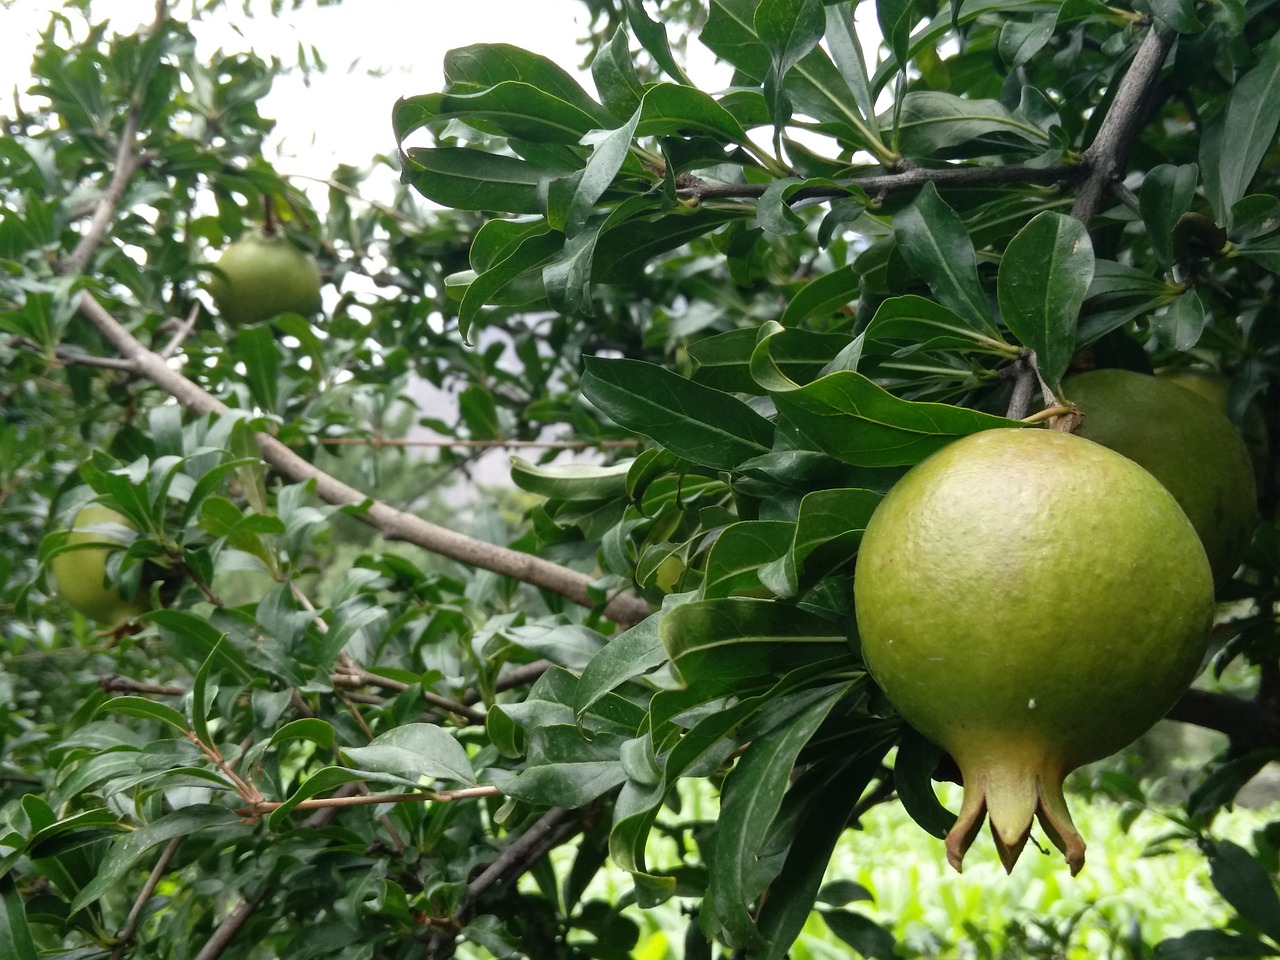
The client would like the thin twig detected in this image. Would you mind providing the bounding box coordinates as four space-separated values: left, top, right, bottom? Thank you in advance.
109 836 183 960
319 437 641 450
459 807 576 922
679 162 1081 204
238 785 500 818
191 886 270 960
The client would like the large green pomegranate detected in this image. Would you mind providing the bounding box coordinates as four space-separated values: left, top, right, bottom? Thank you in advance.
207 231 322 327
1160 368 1270 487
854 428 1213 875
50 504 149 626
1065 368 1257 585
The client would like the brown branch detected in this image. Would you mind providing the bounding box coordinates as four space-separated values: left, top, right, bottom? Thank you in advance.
332 660 487 725
73 293 653 628
679 162 1081 204
319 437 641 450
109 836 183 960
1165 688 1280 750
460 807 576 920
239 786 500 818
461 659 554 706
1072 24 1175 223
191 886 270 960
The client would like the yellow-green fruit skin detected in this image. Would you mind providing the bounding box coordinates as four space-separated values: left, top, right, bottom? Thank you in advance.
208 233 322 327
854 428 1213 874
1066 368 1257 585
1160 369 1270 488
50 505 148 625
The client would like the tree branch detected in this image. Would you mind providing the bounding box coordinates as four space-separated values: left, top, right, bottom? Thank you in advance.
1165 688 1280 750
73 293 652 628
1072 24 1175 223
679 162 1081 204
191 886 270 960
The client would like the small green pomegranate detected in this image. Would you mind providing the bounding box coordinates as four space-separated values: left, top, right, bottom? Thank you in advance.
854 428 1213 875
207 231 322 327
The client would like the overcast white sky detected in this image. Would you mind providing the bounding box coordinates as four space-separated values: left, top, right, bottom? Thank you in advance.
0 0 611 179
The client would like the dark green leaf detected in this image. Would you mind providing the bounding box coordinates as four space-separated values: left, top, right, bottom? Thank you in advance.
1151 289 1206 351
758 487 881 598
1147 0 1204 32
0 878 38 960
71 806 242 912
894 183 998 335
1152 930 1279 960
893 727 956 839
1209 840 1280 943
821 910 900 960
511 458 631 501
592 26 646 119
442 43 613 126
458 230 562 342
403 148 554 215
581 357 774 470
342 723 476 786
625 0 694 85
894 91 1050 156
863 295 1016 356
1141 164 1200 266
690 327 854 394
997 212 1094 386
703 521 795 599
575 614 666 719
1204 33 1280 226
706 683 851 949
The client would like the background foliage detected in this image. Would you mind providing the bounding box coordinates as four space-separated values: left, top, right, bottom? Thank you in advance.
2 0 1280 958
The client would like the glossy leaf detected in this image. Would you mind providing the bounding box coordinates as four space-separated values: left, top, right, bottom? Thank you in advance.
1208 841 1280 943
442 43 614 126
894 91 1050 156
997 211 1094 386
755 0 826 127
0 878 37 960
624 0 693 86
1151 289 1207 351
702 520 794 599
1204 33 1280 226
581 357 774 470
705 683 851 948
403 147 557 215
893 727 956 839
342 723 476 786
575 613 666 719
689 327 854 394
592 26 646 119
894 183 998 335
758 487 881 598
1141 164 1199 267
863 295 1016 355
511 457 632 501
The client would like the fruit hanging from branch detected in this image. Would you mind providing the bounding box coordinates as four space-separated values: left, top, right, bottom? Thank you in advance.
853 428 1214 875
49 504 149 626
207 230 322 327
1064 368 1258 585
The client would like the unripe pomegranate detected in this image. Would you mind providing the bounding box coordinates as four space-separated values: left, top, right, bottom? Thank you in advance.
854 428 1214 875
207 231 322 327
1065 368 1257 586
50 504 149 626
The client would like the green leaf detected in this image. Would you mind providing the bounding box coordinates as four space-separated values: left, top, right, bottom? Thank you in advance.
660 598 851 687
1140 164 1199 267
342 723 476 787
823 4 878 131
755 0 826 127
758 487 882 598
581 357 774 470
997 212 1094 387
1240 234 1280 273
511 457 632 501
591 209 746 284
402 147 554 215
775 370 1019 466
821 910 900 959
637 83 750 143
395 82 602 145
690 327 854 394
894 91 1050 156
625 0 694 86
1147 0 1204 31
1152 930 1279 960
702 521 794 599
592 26 646 119
575 614 667 719
504 727 629 807
268 767 366 830
458 230 562 343
753 738 894 957
0 878 39 960
1204 33 1280 226
706 683 851 949
893 727 956 838
96 696 189 733
442 43 614 126
1208 840 1280 943
71 805 241 913
863 295 1016 356
877 0 918 69
894 183 998 335
780 263 861 326
1151 289 1207 351
267 718 336 751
